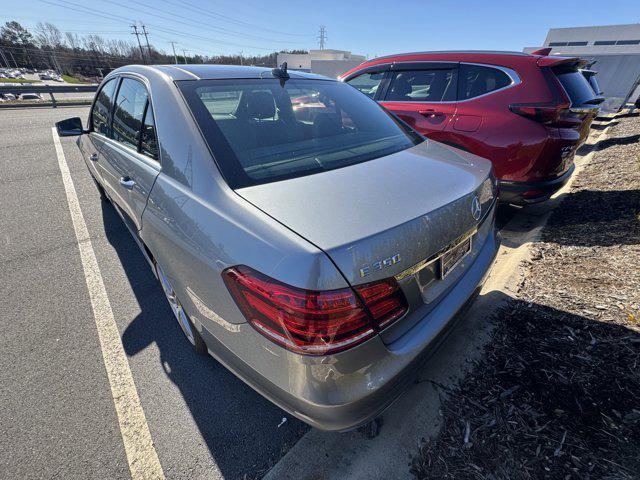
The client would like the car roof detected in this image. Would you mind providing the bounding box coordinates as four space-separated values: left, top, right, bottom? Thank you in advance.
339 50 571 79
373 50 531 61
110 64 332 82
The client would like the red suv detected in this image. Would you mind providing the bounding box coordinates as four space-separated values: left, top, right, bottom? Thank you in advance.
341 50 601 204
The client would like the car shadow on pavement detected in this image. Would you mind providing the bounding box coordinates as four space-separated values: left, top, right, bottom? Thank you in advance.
578 133 640 155
589 121 618 131
544 188 640 247
98 200 309 480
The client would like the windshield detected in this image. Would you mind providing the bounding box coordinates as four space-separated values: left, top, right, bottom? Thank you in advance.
178 78 422 188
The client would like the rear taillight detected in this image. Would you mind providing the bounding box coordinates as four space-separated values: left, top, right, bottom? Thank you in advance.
222 265 408 355
509 102 570 124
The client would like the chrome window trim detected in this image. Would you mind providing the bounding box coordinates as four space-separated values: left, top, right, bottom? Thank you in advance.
380 62 521 105
457 62 521 102
107 71 162 165
101 135 162 172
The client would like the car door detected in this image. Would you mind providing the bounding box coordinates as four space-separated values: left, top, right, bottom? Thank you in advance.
99 76 161 231
379 62 458 142
80 77 118 184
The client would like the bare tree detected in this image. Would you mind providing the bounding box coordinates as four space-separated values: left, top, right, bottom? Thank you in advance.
34 22 64 48
65 31 80 50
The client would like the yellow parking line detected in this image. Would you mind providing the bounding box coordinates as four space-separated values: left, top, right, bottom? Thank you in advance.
52 128 165 480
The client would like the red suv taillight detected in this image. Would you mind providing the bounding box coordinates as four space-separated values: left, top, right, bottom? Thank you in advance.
509 102 570 124
222 265 408 355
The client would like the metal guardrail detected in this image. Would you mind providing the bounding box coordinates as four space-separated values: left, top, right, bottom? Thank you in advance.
0 84 98 107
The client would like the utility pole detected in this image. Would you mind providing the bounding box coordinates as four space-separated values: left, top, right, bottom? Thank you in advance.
239 50 243 65
141 25 152 60
318 26 327 50
131 24 146 63
168 41 178 64
182 49 188 64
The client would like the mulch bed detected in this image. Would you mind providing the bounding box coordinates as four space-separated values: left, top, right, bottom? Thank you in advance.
410 113 640 480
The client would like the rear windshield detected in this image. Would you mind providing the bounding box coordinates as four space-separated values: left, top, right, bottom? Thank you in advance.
178 78 422 188
554 68 596 106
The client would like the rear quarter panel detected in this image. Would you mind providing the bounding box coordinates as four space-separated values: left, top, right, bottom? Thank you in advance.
445 59 560 181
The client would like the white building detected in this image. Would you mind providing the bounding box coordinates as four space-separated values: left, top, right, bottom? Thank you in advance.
523 24 640 112
524 23 640 56
276 49 366 78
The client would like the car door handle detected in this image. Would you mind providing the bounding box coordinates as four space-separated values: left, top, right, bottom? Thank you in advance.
419 109 444 118
119 177 136 190
89 153 99 161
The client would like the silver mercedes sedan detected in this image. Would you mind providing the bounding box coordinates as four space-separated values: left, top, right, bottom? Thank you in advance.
56 64 499 431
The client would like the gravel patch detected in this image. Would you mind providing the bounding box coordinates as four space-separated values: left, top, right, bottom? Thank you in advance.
410 113 640 480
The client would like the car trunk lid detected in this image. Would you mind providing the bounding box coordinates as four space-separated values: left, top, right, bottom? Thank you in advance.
236 140 495 341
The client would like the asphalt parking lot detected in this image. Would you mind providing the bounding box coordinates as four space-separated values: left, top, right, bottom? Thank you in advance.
0 105 610 479
0 106 309 480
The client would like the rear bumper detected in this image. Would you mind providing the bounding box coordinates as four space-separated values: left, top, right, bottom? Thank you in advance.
196 220 500 431
498 163 575 205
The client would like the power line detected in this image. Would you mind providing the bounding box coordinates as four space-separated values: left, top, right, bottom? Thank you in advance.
102 0 307 45
153 0 314 38
38 0 284 52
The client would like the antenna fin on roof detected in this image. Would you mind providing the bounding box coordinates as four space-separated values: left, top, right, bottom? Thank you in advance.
272 62 290 80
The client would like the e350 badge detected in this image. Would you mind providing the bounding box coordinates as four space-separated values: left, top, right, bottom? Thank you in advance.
359 254 401 278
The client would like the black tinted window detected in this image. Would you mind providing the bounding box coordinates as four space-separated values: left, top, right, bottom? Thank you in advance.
385 69 456 102
179 79 422 188
459 64 512 100
112 78 148 149
346 71 385 98
554 69 596 106
91 78 117 135
140 103 158 160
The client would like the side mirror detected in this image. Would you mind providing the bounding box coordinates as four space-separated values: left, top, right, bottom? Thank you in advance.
56 117 85 136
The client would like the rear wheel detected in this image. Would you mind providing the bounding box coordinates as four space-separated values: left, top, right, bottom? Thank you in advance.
156 262 208 355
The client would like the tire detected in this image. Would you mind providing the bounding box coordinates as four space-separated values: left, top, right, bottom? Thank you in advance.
155 261 208 355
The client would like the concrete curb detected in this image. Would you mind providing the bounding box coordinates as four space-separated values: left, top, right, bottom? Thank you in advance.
262 120 616 480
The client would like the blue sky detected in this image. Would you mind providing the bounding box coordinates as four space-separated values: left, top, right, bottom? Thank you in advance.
1 0 638 58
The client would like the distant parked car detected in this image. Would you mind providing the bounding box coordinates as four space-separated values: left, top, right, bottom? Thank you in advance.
55 64 500 431
342 50 601 204
19 93 43 101
39 73 53 80
0 93 17 101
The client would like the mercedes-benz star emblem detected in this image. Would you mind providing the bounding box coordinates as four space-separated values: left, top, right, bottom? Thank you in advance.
471 196 482 221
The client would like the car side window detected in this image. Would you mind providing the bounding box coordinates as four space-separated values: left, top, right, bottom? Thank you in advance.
140 102 158 160
91 78 117 136
385 69 456 102
111 78 149 149
458 64 512 100
345 71 386 99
